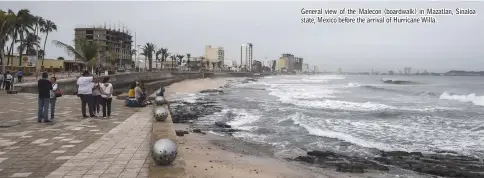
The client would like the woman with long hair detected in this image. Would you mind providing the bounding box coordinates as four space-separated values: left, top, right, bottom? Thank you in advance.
92 77 102 116
50 77 58 120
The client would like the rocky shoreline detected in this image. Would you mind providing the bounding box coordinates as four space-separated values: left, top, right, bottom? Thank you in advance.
167 77 484 178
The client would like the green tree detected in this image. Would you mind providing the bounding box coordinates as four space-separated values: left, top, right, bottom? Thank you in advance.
155 48 162 69
52 38 99 70
0 10 15 72
141 43 155 71
6 9 35 68
40 19 56 66
57 56 64 60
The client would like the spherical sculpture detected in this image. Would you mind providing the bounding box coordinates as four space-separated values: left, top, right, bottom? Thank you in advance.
156 88 165 97
154 107 168 121
152 138 177 165
155 96 167 105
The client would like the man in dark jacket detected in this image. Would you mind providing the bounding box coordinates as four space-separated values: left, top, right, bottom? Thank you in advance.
38 72 52 123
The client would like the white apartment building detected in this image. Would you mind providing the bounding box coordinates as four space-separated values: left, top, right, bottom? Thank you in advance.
240 43 253 70
302 63 309 72
204 45 224 63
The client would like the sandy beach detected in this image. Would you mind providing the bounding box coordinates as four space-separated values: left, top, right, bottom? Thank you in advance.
161 77 397 178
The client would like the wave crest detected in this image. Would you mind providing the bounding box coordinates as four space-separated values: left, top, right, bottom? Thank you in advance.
439 91 484 106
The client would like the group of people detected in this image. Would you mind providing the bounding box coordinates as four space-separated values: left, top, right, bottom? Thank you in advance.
126 81 151 107
77 70 114 118
37 72 58 123
0 71 13 90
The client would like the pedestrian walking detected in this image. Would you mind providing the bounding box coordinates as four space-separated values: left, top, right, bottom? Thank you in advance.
2 72 6 90
37 72 52 123
4 71 13 91
100 77 113 118
77 70 95 118
17 69 23 83
50 77 59 120
92 77 102 116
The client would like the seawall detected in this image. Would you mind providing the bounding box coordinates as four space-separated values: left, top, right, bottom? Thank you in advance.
14 71 211 95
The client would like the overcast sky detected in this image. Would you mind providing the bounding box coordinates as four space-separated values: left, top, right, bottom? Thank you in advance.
2 1 483 73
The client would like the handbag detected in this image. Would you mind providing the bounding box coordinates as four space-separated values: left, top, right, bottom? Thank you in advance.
55 89 63 97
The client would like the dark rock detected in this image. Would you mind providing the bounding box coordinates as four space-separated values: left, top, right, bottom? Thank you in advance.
200 89 224 94
175 130 185 136
307 150 336 157
215 121 231 128
193 129 202 133
212 128 240 133
336 163 365 173
169 98 222 123
294 156 316 164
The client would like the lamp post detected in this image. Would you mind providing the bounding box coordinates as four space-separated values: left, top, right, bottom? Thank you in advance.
136 45 141 72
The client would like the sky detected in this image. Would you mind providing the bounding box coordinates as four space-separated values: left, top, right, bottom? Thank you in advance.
2 1 484 73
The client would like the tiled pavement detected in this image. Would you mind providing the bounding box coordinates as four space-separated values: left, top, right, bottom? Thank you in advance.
0 92 149 178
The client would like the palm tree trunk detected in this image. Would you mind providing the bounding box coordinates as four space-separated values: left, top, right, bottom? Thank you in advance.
8 30 16 67
18 32 25 68
0 39 5 73
42 32 49 67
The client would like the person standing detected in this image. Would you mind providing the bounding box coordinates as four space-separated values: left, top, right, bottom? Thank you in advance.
0 72 3 90
100 77 113 118
77 70 94 118
17 69 23 83
4 71 12 91
50 77 58 120
2 72 6 90
37 72 52 123
92 77 102 116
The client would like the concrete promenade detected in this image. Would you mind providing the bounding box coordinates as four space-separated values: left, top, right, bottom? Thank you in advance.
0 92 150 178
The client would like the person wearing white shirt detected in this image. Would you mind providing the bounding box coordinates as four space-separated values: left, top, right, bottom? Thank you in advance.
100 77 113 118
4 71 13 91
50 77 58 120
77 70 94 118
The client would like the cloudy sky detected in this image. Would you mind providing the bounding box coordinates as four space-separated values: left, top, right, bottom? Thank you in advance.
2 1 483 72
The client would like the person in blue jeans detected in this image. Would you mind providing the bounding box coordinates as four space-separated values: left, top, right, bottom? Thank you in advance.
17 69 23 83
50 77 58 120
37 72 52 123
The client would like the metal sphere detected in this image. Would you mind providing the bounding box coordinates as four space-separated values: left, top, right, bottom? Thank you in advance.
154 107 168 121
155 96 167 105
152 138 177 165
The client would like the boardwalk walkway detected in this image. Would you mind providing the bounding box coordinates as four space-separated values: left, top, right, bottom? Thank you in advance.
0 92 151 178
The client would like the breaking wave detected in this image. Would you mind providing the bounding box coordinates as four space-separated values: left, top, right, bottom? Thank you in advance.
439 91 484 106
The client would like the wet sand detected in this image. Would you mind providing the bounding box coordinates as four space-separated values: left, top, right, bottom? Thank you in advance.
164 77 396 178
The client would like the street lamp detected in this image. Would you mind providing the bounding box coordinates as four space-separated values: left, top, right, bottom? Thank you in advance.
136 45 141 72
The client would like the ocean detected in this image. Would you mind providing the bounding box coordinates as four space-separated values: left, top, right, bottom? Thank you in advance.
170 75 484 175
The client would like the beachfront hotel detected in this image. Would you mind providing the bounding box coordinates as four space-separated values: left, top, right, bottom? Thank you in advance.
74 26 133 69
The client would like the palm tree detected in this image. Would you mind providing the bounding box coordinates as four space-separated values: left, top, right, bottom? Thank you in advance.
155 48 162 70
0 10 15 72
32 16 44 51
186 53 191 71
140 47 149 71
40 19 57 65
170 55 176 70
160 48 168 70
141 43 155 71
211 62 216 71
17 33 40 63
130 49 136 69
176 54 184 65
52 38 100 71
7 9 35 67
37 49 44 59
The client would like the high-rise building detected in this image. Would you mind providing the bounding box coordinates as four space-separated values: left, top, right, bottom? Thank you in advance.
204 45 224 64
294 57 303 72
302 63 309 72
240 43 253 71
74 27 133 68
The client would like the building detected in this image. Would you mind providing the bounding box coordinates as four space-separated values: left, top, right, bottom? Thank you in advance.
240 43 253 71
1 55 85 73
294 57 303 72
74 27 133 69
276 54 295 72
404 67 412 75
302 63 309 73
204 45 224 63
252 60 262 73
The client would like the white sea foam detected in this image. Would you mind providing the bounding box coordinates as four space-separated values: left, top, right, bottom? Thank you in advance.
288 112 484 156
439 91 484 106
226 108 261 128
